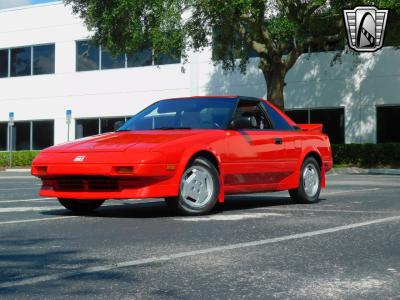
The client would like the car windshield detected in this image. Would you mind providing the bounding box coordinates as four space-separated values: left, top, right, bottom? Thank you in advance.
119 98 236 131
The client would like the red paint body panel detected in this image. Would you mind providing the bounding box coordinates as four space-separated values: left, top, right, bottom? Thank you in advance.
32 97 333 201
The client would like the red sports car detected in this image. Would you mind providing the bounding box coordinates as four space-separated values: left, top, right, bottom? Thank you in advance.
32 96 333 215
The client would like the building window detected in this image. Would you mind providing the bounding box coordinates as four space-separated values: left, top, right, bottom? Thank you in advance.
76 116 131 139
286 108 345 144
127 48 153 68
32 120 54 150
76 40 181 72
285 110 309 124
0 123 7 151
101 117 126 133
212 26 259 60
1 44 55 78
0 49 8 78
10 47 31 77
75 119 99 138
377 106 400 143
14 122 30 150
101 47 125 70
76 40 100 72
33 44 55 75
2 120 54 151
154 52 181 65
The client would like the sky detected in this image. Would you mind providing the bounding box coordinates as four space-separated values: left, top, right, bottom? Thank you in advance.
0 0 58 10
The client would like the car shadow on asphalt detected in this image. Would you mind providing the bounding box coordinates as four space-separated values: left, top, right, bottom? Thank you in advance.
40 193 314 219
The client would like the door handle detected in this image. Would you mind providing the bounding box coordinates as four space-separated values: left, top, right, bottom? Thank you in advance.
275 138 283 145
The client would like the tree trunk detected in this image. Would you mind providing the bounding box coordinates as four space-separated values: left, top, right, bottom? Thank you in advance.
263 63 287 110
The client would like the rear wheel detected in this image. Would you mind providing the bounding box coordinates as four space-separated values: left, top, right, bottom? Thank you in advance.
289 157 321 204
165 157 220 215
58 198 105 213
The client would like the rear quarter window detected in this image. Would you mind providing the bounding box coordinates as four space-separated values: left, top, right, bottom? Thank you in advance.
261 102 294 131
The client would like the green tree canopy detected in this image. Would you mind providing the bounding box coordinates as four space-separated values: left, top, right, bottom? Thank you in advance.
65 0 400 109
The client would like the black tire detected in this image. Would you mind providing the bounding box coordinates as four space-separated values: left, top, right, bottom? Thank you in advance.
58 198 105 213
165 157 220 216
289 157 321 204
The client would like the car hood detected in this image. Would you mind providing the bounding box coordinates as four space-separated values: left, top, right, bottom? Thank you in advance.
45 130 211 153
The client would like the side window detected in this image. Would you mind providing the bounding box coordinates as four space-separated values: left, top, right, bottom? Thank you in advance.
232 101 273 130
261 101 294 130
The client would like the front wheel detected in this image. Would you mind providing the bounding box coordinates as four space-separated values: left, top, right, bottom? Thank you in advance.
58 198 105 213
165 157 220 215
289 157 321 204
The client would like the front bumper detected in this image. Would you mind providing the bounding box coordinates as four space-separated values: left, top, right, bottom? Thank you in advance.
32 163 180 199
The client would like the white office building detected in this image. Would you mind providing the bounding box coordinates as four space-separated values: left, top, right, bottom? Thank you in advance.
1 1 400 152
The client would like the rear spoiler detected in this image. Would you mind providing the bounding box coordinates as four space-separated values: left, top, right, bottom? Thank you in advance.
296 124 323 133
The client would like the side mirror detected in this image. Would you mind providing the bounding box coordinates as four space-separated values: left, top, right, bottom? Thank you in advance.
114 121 125 131
230 116 254 130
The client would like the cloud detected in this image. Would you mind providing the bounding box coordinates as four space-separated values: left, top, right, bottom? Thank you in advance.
0 0 32 9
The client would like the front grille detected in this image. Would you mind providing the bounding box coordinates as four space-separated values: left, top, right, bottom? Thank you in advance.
53 176 120 192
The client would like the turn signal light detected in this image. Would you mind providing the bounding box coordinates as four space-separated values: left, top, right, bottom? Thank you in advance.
166 164 177 171
36 166 47 175
115 166 134 174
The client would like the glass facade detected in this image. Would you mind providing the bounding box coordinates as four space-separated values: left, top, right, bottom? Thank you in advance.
32 120 54 150
377 106 400 143
0 121 54 151
101 117 125 133
285 110 309 124
0 123 7 151
1 44 55 78
76 117 130 139
10 47 31 77
212 26 259 60
76 40 100 71
75 119 99 138
286 108 345 144
15 122 30 150
0 49 8 78
76 40 181 72
33 44 55 75
127 48 153 68
101 48 125 70
154 52 181 65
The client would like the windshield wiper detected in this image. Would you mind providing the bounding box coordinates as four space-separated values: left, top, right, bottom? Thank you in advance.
153 127 192 130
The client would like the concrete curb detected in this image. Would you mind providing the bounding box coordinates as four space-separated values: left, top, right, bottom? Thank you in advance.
328 168 400 176
366 169 400 175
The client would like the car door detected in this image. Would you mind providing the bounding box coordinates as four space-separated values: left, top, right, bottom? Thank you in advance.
260 100 302 180
224 100 285 192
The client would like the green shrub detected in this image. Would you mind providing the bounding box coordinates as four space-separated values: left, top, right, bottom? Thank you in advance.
332 143 400 167
0 150 40 168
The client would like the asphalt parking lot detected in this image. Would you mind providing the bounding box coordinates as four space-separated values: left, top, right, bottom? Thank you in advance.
0 172 399 299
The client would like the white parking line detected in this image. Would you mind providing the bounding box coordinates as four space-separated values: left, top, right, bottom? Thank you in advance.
322 188 381 196
0 176 35 180
0 187 39 191
0 216 77 226
259 207 394 214
175 212 287 222
0 206 60 213
0 215 399 289
0 198 53 203
0 182 41 185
